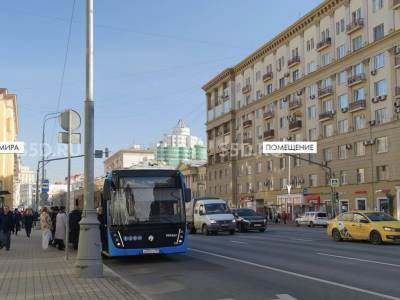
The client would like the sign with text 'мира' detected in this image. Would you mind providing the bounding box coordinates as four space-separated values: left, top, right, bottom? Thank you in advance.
263 142 317 154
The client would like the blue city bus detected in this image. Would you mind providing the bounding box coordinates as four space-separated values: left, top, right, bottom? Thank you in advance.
100 169 191 257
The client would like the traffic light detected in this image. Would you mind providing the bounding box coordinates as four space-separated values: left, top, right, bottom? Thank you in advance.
335 192 339 203
105 148 109 158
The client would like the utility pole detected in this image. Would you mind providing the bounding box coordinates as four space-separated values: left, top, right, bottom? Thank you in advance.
75 0 103 278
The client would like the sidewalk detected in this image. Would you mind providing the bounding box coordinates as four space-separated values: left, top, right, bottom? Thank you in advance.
266 220 297 227
0 228 153 300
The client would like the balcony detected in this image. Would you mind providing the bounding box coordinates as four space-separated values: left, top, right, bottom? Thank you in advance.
318 86 333 98
316 38 332 51
347 73 366 86
395 86 400 98
348 100 366 112
243 138 253 144
263 130 274 139
393 0 400 10
288 56 301 68
224 127 230 134
263 72 273 82
346 18 364 34
289 99 301 109
263 111 274 119
395 56 400 69
319 111 334 121
289 120 302 131
243 120 253 127
242 85 252 94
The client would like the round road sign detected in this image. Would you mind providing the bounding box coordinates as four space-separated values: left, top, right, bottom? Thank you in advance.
40 192 49 202
58 109 81 132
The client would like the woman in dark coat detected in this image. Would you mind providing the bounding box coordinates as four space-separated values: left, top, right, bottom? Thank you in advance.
24 209 34 237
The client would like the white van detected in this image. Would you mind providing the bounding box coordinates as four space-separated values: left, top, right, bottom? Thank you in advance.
295 212 328 228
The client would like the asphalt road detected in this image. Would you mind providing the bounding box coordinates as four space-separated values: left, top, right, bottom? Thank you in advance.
104 224 400 300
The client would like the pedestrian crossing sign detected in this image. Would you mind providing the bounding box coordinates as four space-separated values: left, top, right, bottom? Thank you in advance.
330 178 339 187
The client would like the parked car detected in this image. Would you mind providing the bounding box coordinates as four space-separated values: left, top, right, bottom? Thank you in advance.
295 212 327 228
231 208 266 233
327 211 400 245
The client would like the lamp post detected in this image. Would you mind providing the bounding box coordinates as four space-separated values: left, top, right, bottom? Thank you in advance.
75 0 103 278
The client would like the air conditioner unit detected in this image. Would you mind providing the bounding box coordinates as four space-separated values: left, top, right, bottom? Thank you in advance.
284 73 290 77
331 110 336 115
249 189 254 193
371 69 377 76
310 95 315 99
345 144 352 149
283 98 287 102
395 108 400 113
395 101 400 107
236 126 239 130
322 161 327 166
299 178 304 184
288 117 293 122
207 150 211 153
380 94 387 101
297 90 302 96
368 120 376 126
363 139 375 146
289 180 294 185
372 97 379 103
341 107 348 113
264 181 269 186
258 135 262 139
277 67 281 71
287 136 292 140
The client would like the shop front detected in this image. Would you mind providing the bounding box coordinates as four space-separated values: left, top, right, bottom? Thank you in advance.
277 194 302 222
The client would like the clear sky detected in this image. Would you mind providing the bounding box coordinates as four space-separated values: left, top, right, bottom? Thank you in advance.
1 0 323 183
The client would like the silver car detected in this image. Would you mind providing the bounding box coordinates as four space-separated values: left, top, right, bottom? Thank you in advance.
295 212 328 228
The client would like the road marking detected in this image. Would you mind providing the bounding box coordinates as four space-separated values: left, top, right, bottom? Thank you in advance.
290 238 313 242
270 295 297 300
230 241 248 244
317 253 400 268
188 248 400 300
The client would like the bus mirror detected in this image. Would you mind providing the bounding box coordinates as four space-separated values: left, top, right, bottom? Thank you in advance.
185 188 192 202
103 179 110 200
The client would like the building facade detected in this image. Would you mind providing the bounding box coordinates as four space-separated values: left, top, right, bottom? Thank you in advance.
103 145 155 173
150 119 207 168
19 165 36 208
176 160 207 199
204 0 400 220
0 88 20 208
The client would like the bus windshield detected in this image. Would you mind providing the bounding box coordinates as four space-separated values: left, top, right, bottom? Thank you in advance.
109 176 185 226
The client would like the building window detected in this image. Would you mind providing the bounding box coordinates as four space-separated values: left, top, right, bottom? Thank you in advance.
357 169 365 183
338 71 347 84
258 182 263 192
373 0 384 11
310 175 317 187
323 100 333 112
219 185 223 194
338 119 348 134
323 148 333 161
280 98 286 109
308 106 316 119
220 170 223 179
236 83 241 93
294 176 302 188
354 88 365 101
280 117 287 128
256 90 263 99
324 124 333 138
293 70 299 82
237 166 242 176
336 19 345 34
266 64 272 73
268 160 273 172
355 63 364 75
307 38 314 51
225 169 228 177
355 141 365 156
375 53 385 69
339 145 347 159
237 100 241 109
294 155 300 167
337 45 346 59
215 186 217 195
338 94 348 109
354 114 365 130
309 85 315 97
209 187 212 195
309 153 317 163
376 137 388 153
256 108 262 118
267 84 273 94
324 78 331 88
280 178 287 190
309 128 317 141
377 166 388 181
375 108 387 124
257 162 262 173
293 133 301 142
322 53 330 66
238 184 242 193
246 96 251 105
279 78 285 88
375 80 386 96
226 185 229 194
247 183 252 193
245 77 250 85
308 61 315 74
209 172 212 181
256 71 261 81
340 171 347 184
269 179 274 191
353 36 362 51
280 157 286 169
278 57 285 70
247 165 252 175
373 24 384 41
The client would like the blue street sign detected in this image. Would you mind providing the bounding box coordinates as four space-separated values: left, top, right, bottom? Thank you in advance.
41 179 49 192
303 188 308 196
330 178 339 187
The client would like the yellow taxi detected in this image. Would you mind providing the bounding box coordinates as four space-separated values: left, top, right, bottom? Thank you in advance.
327 211 400 245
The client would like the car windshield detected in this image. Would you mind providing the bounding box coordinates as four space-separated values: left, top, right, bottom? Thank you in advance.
237 209 258 216
365 212 398 222
204 203 231 214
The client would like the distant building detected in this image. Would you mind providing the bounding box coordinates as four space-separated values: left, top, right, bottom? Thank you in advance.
19 165 36 208
176 159 207 199
150 119 207 168
103 144 155 173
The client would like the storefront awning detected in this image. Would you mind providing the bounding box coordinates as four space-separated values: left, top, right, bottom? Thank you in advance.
0 191 11 195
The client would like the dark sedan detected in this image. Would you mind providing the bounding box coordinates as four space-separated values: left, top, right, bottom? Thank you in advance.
232 209 266 233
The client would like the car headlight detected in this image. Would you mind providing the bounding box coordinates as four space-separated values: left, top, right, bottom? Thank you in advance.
231 219 236 223
210 219 217 224
383 226 395 232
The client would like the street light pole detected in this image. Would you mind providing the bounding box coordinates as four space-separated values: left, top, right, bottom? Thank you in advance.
75 0 103 278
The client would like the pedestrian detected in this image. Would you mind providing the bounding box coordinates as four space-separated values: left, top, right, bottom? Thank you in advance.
22 209 27 228
40 207 53 250
97 207 105 247
0 205 21 251
276 212 281 224
282 211 287 224
55 206 66 250
50 206 59 247
24 209 34 237
33 210 38 228
327 212 332 220
13 208 22 235
69 206 82 250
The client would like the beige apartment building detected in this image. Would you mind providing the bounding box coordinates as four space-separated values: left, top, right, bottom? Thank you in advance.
204 0 400 220
176 160 207 198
